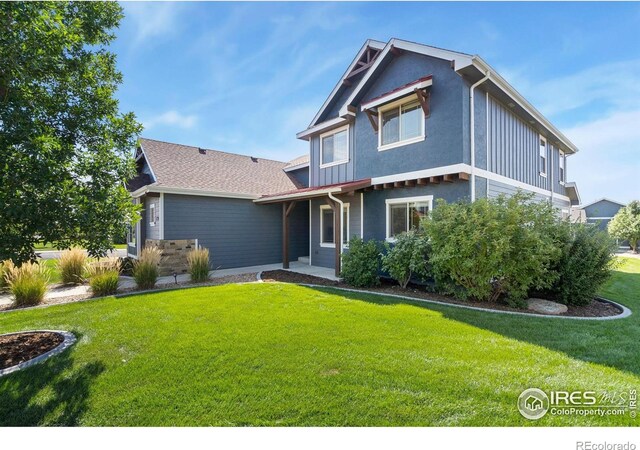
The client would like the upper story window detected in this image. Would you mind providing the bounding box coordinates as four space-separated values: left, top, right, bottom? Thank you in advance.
559 151 565 184
378 97 425 152
320 203 349 248
320 125 349 168
539 136 547 178
385 196 432 241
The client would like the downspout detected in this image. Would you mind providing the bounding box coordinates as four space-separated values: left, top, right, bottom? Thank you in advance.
328 192 345 255
470 71 490 202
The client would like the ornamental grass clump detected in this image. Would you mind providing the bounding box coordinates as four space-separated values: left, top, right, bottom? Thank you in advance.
87 258 121 297
7 261 49 307
187 247 210 283
0 259 15 290
57 247 87 284
133 247 162 290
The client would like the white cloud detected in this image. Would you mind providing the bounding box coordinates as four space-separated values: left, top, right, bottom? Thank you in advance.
564 110 640 204
143 110 198 130
124 2 182 46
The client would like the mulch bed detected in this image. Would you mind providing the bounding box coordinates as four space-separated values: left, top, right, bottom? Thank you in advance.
0 332 64 370
261 270 622 318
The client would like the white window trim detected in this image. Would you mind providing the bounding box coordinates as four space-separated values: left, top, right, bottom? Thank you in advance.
319 203 350 248
385 195 433 242
559 150 565 185
149 203 156 227
377 95 426 152
539 135 548 178
319 124 350 169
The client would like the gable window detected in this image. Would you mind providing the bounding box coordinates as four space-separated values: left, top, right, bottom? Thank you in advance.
320 125 349 168
378 97 425 151
385 196 432 240
539 136 547 177
320 204 349 247
559 151 565 184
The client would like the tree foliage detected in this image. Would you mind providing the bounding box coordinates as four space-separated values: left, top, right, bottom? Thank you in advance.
0 2 141 262
608 200 640 253
423 192 560 303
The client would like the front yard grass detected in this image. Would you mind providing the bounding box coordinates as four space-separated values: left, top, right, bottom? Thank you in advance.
0 258 638 426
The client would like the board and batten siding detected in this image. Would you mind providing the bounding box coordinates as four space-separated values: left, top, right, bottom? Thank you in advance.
487 95 566 195
310 194 361 268
163 194 308 269
309 127 356 187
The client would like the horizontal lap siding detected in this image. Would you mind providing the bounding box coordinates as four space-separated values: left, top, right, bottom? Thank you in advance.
163 194 308 269
487 179 570 208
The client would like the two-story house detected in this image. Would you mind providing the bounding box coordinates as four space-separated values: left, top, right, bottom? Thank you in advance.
128 38 581 277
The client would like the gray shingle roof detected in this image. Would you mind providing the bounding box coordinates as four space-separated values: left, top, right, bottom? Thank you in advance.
137 138 299 196
284 154 309 169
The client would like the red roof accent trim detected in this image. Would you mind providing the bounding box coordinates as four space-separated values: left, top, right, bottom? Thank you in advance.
362 75 433 107
257 178 372 202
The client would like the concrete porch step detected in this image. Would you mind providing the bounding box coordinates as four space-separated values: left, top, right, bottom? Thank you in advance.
297 256 310 264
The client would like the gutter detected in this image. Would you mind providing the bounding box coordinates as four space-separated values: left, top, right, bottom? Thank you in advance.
328 192 345 255
470 71 490 202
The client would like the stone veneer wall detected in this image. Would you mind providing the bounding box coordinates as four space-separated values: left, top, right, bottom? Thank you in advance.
145 239 197 276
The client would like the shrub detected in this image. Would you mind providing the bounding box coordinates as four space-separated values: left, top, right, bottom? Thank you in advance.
381 230 431 289
87 258 120 297
188 247 210 283
424 192 559 303
57 248 87 284
608 200 640 252
546 223 618 306
133 247 161 290
340 237 381 287
0 259 15 289
7 262 49 307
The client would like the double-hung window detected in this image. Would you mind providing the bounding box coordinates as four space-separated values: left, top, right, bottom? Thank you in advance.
385 196 432 240
149 203 157 226
378 97 425 151
559 150 565 184
320 125 349 168
320 204 349 247
539 136 547 177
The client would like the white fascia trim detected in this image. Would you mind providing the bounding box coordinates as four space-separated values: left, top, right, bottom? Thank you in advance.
134 185 259 200
137 141 158 182
471 57 579 154
339 39 473 118
587 217 615 220
296 116 350 140
370 163 571 203
283 161 310 172
361 78 432 111
577 197 626 209
308 39 386 128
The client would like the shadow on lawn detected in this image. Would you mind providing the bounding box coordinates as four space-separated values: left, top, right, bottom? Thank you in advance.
307 270 640 379
0 333 105 426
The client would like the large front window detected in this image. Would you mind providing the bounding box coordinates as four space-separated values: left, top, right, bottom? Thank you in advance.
320 126 349 167
320 204 349 247
386 196 432 240
379 98 424 150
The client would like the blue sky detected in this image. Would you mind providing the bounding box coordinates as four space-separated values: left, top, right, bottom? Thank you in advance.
113 1 640 203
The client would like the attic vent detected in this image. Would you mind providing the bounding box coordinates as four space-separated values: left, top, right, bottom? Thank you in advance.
250 157 258 163
198 148 206 155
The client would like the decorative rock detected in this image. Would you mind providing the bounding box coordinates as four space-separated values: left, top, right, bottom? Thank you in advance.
527 298 568 315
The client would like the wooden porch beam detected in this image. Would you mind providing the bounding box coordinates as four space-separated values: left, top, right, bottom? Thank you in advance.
365 109 378 132
285 200 297 217
333 199 341 277
282 202 290 269
414 88 431 117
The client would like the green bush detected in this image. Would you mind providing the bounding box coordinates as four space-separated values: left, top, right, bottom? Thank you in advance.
424 192 559 303
7 261 49 307
133 247 161 290
187 247 210 283
340 237 381 287
57 247 87 284
608 200 640 252
546 223 618 306
87 258 120 297
381 230 430 289
0 259 15 290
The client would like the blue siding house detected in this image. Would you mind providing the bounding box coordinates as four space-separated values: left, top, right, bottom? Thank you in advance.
129 38 582 276
578 198 626 231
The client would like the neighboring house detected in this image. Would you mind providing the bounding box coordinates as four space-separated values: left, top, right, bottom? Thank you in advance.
578 198 626 231
128 38 582 276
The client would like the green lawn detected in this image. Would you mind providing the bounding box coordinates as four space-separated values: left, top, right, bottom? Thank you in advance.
0 258 638 426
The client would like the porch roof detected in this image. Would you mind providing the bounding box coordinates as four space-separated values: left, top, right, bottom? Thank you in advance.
254 178 372 204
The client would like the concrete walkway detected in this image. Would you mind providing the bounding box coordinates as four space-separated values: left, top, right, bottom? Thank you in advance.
0 261 339 307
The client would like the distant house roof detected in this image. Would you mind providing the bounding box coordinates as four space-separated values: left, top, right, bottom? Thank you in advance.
131 138 300 197
284 154 309 171
578 197 626 209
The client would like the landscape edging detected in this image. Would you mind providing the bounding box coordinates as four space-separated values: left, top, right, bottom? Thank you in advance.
0 330 76 377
